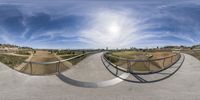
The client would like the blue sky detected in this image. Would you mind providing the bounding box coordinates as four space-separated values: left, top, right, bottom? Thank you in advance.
0 0 200 49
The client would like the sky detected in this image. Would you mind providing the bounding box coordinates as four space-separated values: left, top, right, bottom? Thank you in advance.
0 0 200 49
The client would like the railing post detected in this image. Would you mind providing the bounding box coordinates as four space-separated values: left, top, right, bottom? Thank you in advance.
116 68 118 75
171 56 173 63
30 62 32 74
56 63 58 74
57 61 61 74
127 60 131 73
163 58 165 69
148 60 151 71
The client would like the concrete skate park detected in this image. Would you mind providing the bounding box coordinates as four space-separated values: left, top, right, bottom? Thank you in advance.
0 51 200 100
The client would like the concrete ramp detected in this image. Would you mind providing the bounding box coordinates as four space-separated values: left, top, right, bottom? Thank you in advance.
0 62 29 84
0 53 200 100
57 73 129 88
57 52 129 88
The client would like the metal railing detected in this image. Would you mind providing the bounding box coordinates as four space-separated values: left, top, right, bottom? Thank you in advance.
103 52 181 74
19 52 97 75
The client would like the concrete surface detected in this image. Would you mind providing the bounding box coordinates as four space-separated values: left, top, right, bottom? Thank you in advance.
0 53 200 100
103 54 185 83
60 52 126 82
57 52 130 88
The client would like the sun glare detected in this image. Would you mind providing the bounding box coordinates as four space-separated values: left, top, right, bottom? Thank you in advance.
108 24 120 34
80 9 136 48
107 23 121 40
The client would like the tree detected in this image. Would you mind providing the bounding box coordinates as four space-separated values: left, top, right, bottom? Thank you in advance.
33 50 36 54
82 51 85 54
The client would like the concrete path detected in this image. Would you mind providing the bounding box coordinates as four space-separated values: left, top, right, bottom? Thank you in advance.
57 52 130 88
0 53 200 100
60 52 126 82
0 53 30 57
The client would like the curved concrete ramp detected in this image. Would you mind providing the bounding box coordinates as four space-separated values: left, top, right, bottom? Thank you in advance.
57 52 130 88
57 73 129 88
1 53 200 100
103 53 185 83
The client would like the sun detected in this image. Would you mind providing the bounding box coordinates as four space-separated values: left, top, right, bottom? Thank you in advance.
80 9 136 48
107 23 121 40
108 23 121 33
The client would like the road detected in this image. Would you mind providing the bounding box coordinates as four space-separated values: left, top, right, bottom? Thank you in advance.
0 53 200 100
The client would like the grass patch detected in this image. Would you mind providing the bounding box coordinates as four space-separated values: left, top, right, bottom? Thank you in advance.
111 51 144 59
183 50 200 60
68 55 88 65
150 51 173 59
61 54 79 59
193 51 200 60
104 54 119 63
15 50 31 55
0 54 27 68
56 50 85 55
61 54 90 65
111 51 173 60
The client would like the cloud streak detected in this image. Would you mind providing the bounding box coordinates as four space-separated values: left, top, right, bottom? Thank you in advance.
79 9 140 48
0 0 199 49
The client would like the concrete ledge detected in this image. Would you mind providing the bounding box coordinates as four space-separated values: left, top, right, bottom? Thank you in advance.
57 72 130 88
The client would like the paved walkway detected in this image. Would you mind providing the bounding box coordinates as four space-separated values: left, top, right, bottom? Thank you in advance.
0 53 30 57
57 52 130 88
0 53 200 100
61 52 125 82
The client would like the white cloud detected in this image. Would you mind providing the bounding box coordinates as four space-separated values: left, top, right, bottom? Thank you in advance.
0 34 13 44
1 1 200 49
0 28 15 44
79 8 141 48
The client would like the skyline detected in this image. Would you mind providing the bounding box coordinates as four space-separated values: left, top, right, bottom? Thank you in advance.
0 0 200 49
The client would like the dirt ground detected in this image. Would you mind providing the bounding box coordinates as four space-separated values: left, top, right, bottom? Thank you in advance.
21 51 70 75
109 51 180 72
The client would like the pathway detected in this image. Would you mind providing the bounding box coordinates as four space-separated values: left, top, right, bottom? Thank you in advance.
0 53 200 100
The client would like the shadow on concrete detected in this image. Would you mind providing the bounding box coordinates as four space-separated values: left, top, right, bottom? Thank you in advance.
102 54 185 83
56 72 130 88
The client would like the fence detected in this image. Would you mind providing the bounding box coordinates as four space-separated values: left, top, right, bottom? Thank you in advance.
19 52 93 75
104 52 181 74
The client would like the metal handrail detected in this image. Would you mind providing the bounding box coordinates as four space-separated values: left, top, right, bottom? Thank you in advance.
103 52 181 74
105 52 179 62
102 53 185 83
23 52 93 65
19 51 99 75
